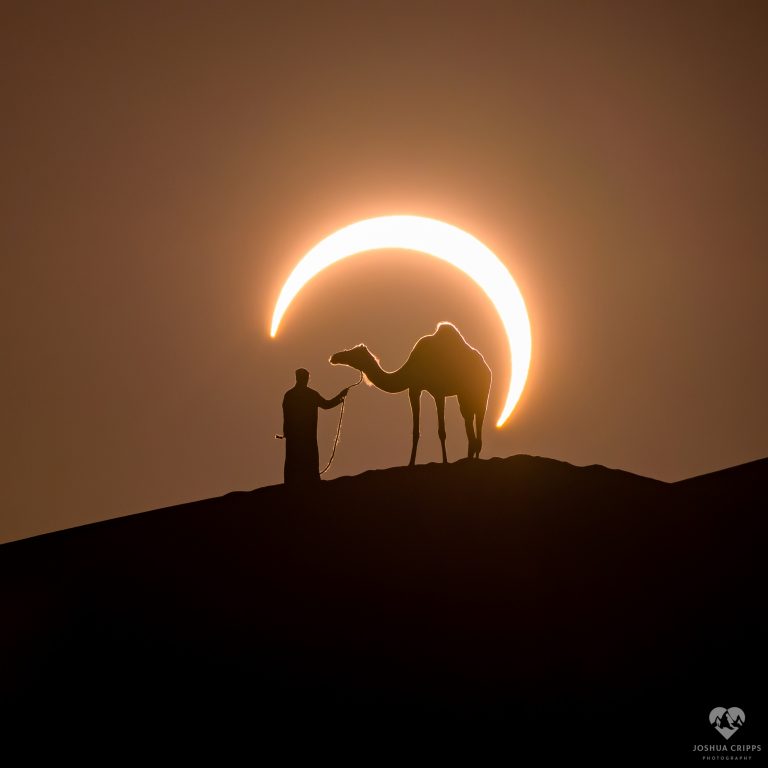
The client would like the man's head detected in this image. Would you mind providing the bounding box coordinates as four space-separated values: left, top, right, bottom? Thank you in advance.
295 368 310 386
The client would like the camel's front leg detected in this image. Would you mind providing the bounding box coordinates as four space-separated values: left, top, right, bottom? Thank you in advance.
408 388 421 466
435 394 448 463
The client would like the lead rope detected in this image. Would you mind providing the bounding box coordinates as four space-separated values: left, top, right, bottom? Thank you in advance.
275 371 364 475
319 371 364 475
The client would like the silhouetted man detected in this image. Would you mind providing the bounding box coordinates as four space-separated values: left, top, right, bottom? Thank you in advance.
282 368 348 486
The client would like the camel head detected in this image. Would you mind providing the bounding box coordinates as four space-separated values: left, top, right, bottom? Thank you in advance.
329 344 374 372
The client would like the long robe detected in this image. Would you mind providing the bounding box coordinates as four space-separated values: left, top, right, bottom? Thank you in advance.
282 384 344 485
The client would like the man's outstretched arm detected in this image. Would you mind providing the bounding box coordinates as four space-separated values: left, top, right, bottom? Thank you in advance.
317 388 349 410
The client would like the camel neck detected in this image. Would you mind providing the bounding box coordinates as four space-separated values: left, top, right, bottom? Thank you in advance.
362 356 410 393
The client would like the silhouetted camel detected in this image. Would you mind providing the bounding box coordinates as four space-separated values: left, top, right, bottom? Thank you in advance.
330 322 492 466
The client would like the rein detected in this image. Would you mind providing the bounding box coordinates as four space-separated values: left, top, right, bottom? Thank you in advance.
319 371 364 474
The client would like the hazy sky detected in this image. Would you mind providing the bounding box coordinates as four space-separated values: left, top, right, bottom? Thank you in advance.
3 2 767 543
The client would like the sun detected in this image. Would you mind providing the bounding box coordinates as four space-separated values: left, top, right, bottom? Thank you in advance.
270 215 532 427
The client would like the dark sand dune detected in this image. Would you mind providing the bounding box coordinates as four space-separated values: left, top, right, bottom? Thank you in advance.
2 455 765 757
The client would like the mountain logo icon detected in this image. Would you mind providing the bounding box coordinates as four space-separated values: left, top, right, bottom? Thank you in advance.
709 707 746 740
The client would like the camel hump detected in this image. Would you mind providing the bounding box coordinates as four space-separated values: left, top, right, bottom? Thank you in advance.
435 324 491 379
410 323 461 359
431 322 474 353
434 321 464 342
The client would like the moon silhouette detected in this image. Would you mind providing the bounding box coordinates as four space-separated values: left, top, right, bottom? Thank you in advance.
270 215 532 427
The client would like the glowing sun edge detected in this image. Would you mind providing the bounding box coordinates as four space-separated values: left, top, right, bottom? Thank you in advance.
270 215 531 427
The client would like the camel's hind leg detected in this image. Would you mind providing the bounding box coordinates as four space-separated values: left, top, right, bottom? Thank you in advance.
462 415 475 458
474 405 485 458
408 388 421 466
435 394 448 463
459 397 477 459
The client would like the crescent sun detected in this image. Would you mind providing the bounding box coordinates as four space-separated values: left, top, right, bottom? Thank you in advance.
270 215 532 427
